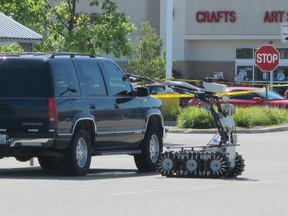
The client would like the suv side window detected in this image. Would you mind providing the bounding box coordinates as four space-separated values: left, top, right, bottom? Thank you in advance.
49 60 80 97
103 62 132 96
78 61 107 96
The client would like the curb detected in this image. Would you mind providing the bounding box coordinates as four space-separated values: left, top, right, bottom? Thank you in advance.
164 121 288 134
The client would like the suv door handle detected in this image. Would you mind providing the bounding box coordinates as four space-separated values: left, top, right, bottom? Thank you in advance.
114 103 119 109
90 104 96 110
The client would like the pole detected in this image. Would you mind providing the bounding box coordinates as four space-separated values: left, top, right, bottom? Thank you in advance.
270 71 273 91
165 0 173 79
266 72 269 107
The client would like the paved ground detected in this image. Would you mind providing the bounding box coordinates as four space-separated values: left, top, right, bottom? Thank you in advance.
0 131 287 216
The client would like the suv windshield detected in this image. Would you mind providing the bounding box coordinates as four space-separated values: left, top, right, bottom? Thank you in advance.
0 59 50 98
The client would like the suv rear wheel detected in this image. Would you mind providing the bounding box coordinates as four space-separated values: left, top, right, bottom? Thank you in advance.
62 129 92 176
134 127 162 171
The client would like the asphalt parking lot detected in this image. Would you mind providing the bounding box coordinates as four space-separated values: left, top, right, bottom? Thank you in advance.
0 131 287 216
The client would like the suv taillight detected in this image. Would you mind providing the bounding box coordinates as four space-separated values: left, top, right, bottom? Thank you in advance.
48 97 58 122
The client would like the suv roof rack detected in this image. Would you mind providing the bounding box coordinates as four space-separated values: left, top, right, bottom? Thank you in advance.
49 53 96 59
0 52 47 57
0 52 96 58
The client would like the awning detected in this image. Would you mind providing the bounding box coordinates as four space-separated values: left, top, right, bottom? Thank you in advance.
0 12 43 43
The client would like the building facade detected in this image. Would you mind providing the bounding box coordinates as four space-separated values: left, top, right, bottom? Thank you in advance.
79 0 288 87
160 0 288 86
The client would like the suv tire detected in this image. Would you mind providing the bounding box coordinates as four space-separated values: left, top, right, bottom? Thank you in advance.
62 129 92 176
134 127 162 171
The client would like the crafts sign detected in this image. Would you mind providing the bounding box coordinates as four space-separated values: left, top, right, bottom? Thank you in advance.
254 45 280 72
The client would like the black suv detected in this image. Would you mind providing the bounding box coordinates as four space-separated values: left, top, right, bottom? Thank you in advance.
0 53 165 176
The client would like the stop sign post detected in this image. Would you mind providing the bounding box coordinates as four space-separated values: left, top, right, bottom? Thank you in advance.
254 45 280 106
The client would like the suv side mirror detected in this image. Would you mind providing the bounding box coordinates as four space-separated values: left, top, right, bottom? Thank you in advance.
135 87 149 97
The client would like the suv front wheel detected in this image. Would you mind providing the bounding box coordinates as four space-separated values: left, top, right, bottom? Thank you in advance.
134 127 162 171
62 129 92 176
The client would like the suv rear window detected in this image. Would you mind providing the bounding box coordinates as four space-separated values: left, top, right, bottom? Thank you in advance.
0 58 50 98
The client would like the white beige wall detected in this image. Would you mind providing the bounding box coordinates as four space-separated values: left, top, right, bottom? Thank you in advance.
185 40 285 62
185 0 285 38
160 0 186 61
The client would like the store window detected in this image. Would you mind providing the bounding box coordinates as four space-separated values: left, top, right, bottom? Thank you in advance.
278 49 288 59
245 66 284 83
235 66 253 81
274 66 288 81
254 67 267 82
236 48 253 59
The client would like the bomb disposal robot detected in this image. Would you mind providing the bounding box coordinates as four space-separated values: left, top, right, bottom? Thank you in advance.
157 81 245 178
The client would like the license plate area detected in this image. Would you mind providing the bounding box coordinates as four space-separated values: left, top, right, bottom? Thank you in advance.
0 134 7 144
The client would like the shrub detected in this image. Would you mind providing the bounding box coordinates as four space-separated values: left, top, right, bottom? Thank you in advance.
165 106 288 129
234 107 288 128
163 107 181 121
177 107 214 129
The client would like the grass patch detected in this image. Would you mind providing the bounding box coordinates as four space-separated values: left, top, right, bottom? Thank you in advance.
165 106 288 129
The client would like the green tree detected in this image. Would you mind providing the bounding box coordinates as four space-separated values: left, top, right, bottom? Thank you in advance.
0 43 23 52
0 0 136 57
128 21 166 79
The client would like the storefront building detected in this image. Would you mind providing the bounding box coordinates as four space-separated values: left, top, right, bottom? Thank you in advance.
79 0 288 89
159 0 288 89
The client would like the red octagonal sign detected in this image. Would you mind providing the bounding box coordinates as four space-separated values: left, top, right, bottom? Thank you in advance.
255 45 280 72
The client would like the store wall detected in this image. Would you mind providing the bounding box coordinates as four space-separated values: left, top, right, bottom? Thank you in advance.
177 61 235 81
180 40 287 81
185 0 285 38
146 0 160 35
77 0 147 38
185 40 285 62
160 0 186 61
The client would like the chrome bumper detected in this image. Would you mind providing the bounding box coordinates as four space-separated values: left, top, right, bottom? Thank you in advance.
10 138 54 147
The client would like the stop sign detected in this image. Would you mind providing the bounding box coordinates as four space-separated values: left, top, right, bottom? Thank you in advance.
254 45 280 72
